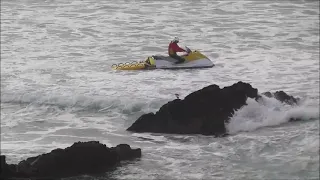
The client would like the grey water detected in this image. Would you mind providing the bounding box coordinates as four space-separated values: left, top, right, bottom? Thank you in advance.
1 0 319 179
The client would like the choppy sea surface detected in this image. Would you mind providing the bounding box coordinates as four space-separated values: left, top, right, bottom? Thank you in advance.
1 0 319 179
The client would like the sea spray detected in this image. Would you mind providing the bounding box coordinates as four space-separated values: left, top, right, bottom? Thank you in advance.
227 96 319 134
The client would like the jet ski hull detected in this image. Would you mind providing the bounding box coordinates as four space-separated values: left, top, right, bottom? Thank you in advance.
112 51 214 70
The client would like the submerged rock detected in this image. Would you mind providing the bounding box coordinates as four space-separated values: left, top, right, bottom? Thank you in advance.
127 81 300 136
262 91 299 105
0 141 141 179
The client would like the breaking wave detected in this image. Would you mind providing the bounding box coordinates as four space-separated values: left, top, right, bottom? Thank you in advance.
227 95 319 134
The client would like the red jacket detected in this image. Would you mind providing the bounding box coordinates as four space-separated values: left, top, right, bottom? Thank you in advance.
168 42 185 55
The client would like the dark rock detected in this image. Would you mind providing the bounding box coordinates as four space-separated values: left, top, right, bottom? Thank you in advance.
0 155 25 179
127 81 300 136
112 144 142 161
0 141 141 179
262 91 272 98
262 91 299 105
127 81 259 136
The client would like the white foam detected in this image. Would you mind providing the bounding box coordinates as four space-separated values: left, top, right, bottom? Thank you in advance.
227 96 319 134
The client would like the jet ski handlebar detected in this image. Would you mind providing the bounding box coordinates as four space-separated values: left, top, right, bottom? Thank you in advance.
185 46 192 53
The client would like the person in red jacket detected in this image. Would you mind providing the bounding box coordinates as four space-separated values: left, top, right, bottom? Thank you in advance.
168 37 187 64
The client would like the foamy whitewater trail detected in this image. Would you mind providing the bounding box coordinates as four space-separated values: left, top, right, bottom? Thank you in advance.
1 0 319 179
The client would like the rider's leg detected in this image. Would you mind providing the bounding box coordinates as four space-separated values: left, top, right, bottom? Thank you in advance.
170 54 185 64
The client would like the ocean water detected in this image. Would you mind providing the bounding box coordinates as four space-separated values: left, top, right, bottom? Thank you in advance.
1 0 319 179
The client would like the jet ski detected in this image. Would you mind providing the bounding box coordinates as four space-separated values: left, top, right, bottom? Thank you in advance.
111 47 214 70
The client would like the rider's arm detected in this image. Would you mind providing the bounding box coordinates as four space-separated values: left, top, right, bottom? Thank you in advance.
172 43 185 52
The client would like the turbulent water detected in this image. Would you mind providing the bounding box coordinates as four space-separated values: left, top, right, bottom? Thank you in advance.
1 0 319 179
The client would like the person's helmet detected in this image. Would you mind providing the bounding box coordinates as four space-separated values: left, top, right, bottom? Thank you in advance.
172 37 179 43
